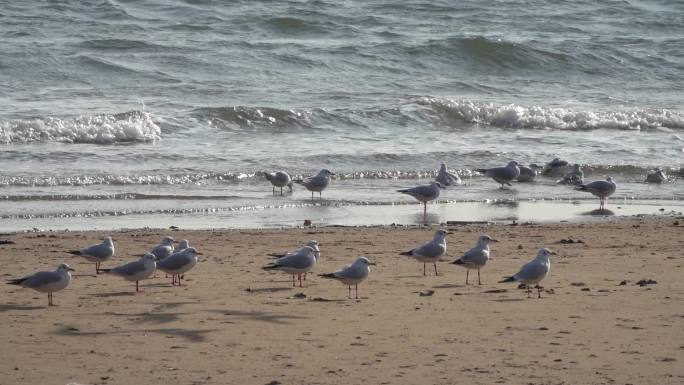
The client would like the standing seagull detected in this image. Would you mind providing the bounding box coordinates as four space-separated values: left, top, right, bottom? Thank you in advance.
157 247 200 286
400 229 449 276
263 171 293 195
397 181 441 216
147 236 176 260
452 234 497 284
477 161 520 189
436 163 461 186
268 240 320 280
500 248 555 298
558 164 584 186
262 246 317 287
293 169 335 200
67 236 114 274
319 256 374 299
101 254 157 293
576 176 616 210
7 263 74 306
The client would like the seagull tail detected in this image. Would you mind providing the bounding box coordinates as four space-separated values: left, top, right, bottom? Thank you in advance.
452 259 464 265
67 250 81 256
318 273 336 279
575 184 588 191
399 250 414 256
98 269 112 273
292 179 304 185
6 277 28 285
499 276 516 283
396 189 409 193
476 168 489 174
262 264 278 270
267 253 286 258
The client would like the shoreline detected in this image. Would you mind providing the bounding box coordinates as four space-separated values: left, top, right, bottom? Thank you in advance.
1 199 683 233
2 217 684 384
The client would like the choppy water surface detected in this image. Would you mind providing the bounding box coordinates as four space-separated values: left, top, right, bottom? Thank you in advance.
1 1 682 230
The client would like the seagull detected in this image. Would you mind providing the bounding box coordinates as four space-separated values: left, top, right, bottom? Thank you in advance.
500 248 555 298
263 171 293 195
268 240 320 280
558 164 584 186
576 176 616 210
400 229 449 276
147 236 176 260
175 239 189 252
7 263 74 306
435 162 461 186
451 234 497 284
516 165 537 183
262 246 317 287
157 247 200 286
101 254 157 293
477 161 520 188
645 168 666 183
319 256 374 299
397 181 441 216
67 236 114 274
541 158 569 177
293 169 335 200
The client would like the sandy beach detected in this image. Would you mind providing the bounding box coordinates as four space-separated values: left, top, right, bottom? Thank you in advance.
1 217 683 385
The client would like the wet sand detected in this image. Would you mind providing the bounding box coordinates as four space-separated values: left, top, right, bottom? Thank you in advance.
1 217 683 385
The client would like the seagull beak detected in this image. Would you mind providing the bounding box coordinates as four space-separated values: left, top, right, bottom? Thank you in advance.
447 232 454 235
491 239 499 243
550 251 557 255
196 252 204 255
368 262 377 265
68 267 76 271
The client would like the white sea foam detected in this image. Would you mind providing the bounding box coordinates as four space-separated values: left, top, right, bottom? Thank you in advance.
420 98 684 131
0 111 161 144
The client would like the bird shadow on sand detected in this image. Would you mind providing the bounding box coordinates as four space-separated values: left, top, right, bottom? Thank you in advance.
245 287 293 294
102 311 186 325
210 309 307 325
432 283 466 289
53 325 215 342
490 298 527 302
0 303 45 312
581 208 615 216
90 291 136 298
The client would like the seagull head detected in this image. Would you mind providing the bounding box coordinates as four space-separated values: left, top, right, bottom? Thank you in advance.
507 160 520 167
178 239 190 249
478 234 498 245
184 247 200 257
161 236 175 246
537 248 556 259
606 176 614 183
58 263 75 272
355 256 376 266
431 181 443 188
306 240 320 249
318 169 335 177
142 253 157 262
434 229 450 239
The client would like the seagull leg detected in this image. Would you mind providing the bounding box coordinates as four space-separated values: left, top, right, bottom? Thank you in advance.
433 262 438 276
311 191 314 200
292 274 296 286
319 191 322 200
280 186 283 196
355 284 359 299
303 272 307 281
96 262 100 274
178 274 183 287
423 263 426 276
526 285 531 298
298 274 303 287
48 292 53 306
465 270 469 285
348 285 352 299
537 285 542 299
272 186 275 195
478 269 482 285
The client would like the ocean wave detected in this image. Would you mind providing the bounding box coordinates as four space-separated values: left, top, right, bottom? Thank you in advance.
416 99 684 131
0 110 161 144
0 172 253 187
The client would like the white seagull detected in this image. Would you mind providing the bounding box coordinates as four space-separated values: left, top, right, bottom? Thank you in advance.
558 164 584 186
147 236 176 260
451 234 497 284
67 236 114 274
400 229 449 276
293 169 335 200
268 240 320 280
477 161 520 188
319 256 374 299
645 168 666 184
576 176 616 210
262 246 317 287
101 254 157 293
436 162 461 186
7 263 75 306
500 248 555 298
157 247 200 286
263 171 293 195
397 181 442 216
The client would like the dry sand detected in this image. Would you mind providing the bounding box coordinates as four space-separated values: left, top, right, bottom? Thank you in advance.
1 217 683 385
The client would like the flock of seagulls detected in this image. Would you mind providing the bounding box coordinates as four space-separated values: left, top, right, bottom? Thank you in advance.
262 157 672 216
8 228 554 305
6 157 672 306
